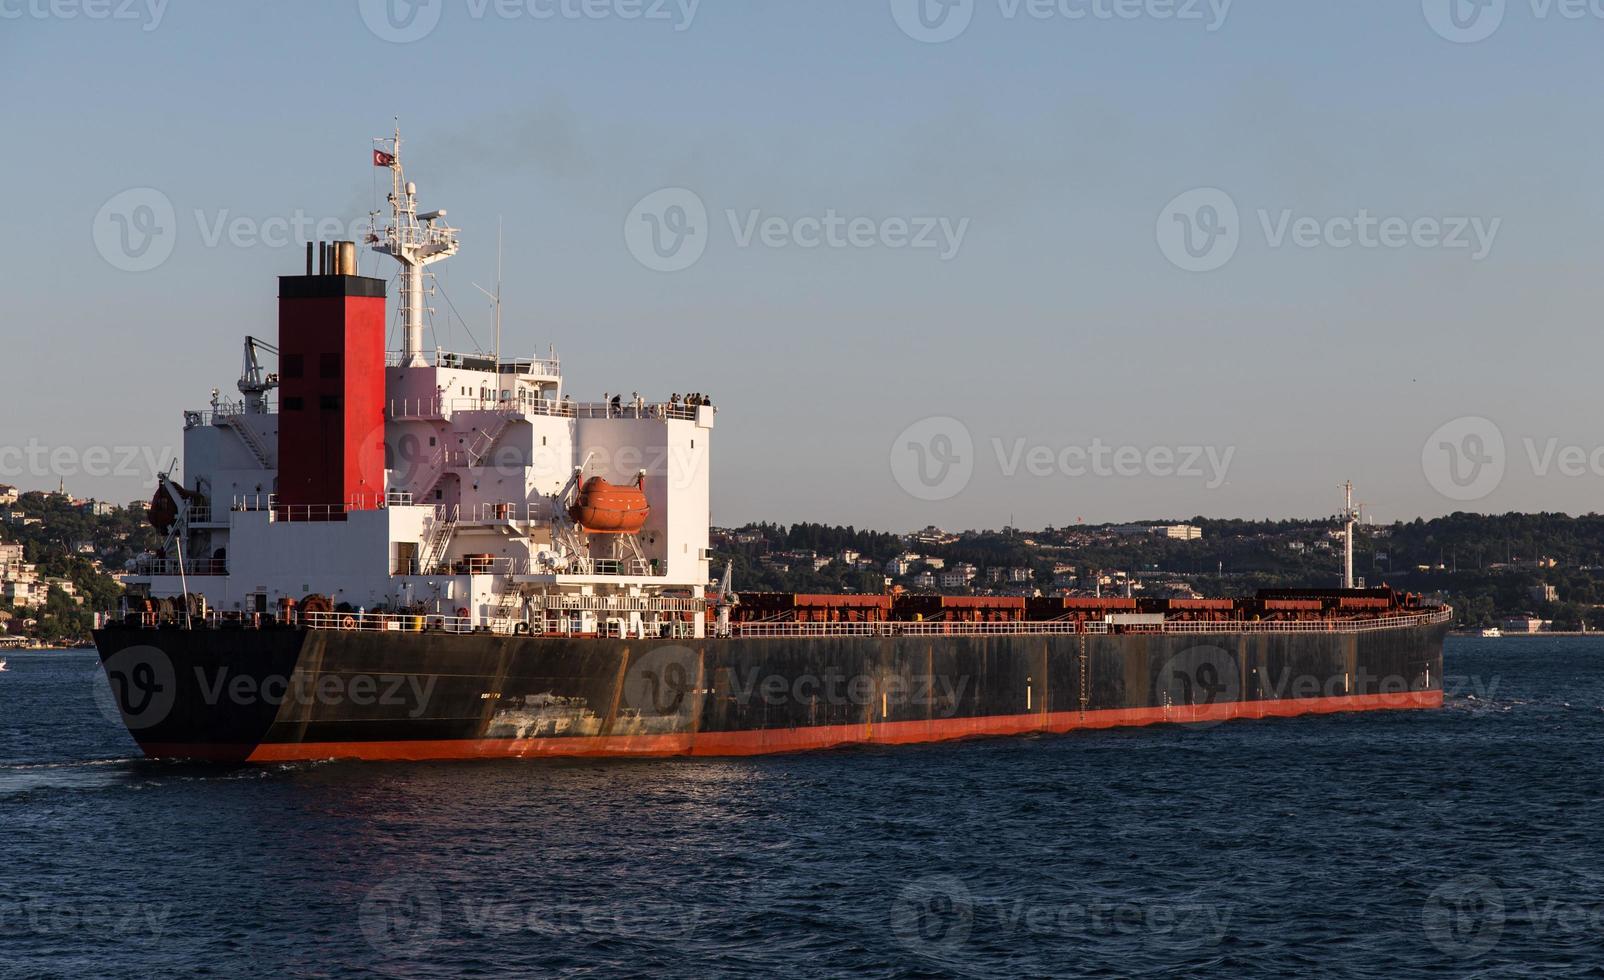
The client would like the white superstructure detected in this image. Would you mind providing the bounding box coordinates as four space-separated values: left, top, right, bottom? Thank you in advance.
130 135 715 639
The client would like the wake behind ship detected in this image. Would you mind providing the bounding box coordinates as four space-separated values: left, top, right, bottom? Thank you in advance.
94 132 1450 762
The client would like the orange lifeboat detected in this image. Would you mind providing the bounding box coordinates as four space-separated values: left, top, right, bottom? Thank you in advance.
149 480 199 535
569 475 650 534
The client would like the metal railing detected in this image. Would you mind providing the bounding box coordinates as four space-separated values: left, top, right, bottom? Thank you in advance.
575 401 699 421
413 554 656 578
528 594 705 613
1154 609 1453 634
132 558 228 577
458 501 530 524
567 557 654 577
731 621 1105 637
728 608 1452 639
185 401 269 428
388 397 540 419
128 605 1454 639
442 501 568 525
230 493 420 520
386 396 700 422
383 351 561 377
303 611 478 634
500 357 562 377
233 493 274 512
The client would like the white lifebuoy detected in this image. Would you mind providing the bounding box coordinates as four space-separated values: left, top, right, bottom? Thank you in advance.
341 615 357 630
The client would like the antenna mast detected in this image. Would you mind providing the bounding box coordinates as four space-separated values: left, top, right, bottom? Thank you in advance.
496 218 502 370
368 123 459 367
472 218 504 375
1340 481 1360 589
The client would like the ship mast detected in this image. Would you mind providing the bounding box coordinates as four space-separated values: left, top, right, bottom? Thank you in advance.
1340 481 1360 589
369 125 459 366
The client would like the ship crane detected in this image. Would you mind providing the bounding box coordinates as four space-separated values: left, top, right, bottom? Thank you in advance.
237 336 278 414
713 562 738 638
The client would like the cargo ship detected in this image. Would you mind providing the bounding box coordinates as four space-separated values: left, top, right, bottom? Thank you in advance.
93 133 1451 762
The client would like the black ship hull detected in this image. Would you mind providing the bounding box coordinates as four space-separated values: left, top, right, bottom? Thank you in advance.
92 622 1448 761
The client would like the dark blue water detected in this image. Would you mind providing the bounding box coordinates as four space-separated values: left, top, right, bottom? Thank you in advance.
2 638 1601 978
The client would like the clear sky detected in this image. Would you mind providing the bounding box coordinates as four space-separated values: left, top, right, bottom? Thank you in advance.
2 0 1600 531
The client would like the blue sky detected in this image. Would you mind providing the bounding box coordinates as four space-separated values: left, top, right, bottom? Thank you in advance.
2 0 1601 530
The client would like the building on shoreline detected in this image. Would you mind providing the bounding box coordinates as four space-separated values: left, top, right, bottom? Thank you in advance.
1502 616 1553 634
1112 524 1203 541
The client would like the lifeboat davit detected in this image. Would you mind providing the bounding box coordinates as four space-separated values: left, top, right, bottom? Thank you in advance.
569 475 650 535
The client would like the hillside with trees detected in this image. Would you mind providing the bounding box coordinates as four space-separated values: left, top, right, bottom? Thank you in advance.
716 512 1604 630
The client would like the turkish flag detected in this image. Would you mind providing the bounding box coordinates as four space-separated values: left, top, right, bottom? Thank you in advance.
373 150 396 167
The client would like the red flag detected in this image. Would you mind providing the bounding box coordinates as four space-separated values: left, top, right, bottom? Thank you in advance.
373 149 396 167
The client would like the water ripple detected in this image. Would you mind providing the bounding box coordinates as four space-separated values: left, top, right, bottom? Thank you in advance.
2 641 1602 977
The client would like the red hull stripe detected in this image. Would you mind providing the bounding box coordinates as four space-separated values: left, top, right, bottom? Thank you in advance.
139 690 1442 763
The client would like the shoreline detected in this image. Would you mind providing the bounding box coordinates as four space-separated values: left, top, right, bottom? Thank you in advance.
1451 631 1602 638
